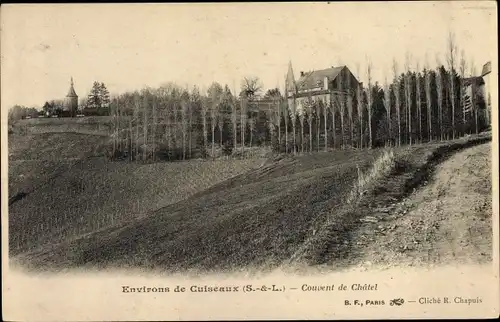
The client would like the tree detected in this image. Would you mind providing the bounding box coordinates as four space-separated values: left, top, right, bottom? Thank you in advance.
240 94 248 152
315 97 321 151
241 77 263 99
346 74 354 147
447 31 458 139
424 57 433 141
266 88 282 147
230 83 238 151
190 86 202 158
134 93 140 161
383 77 391 146
181 89 190 160
404 52 412 145
470 61 479 134
459 50 468 134
366 58 374 148
323 97 329 151
208 82 223 157
336 71 346 149
86 81 110 115
142 89 149 161
42 101 54 116
299 104 305 153
392 59 402 146
100 83 110 109
416 62 423 143
200 87 209 155
249 117 256 147
356 63 364 148
306 96 314 152
436 58 445 140
87 82 101 110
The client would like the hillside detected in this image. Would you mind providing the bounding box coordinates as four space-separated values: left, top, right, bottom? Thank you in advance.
8 132 265 256
340 142 493 270
11 134 492 273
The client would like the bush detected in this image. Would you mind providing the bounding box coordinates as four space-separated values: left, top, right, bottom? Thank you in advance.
346 148 396 204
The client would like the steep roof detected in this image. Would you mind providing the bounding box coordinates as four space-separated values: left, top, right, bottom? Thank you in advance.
286 60 297 93
67 86 77 97
481 61 491 76
296 66 344 90
66 78 78 97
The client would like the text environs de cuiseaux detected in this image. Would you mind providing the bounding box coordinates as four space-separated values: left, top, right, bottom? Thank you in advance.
121 283 377 293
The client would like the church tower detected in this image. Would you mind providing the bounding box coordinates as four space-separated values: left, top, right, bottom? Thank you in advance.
65 77 78 117
285 61 298 114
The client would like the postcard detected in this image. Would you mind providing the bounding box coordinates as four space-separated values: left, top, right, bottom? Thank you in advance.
2 2 498 320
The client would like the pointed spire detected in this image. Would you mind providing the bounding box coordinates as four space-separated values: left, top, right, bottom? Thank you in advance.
286 60 297 96
66 76 78 98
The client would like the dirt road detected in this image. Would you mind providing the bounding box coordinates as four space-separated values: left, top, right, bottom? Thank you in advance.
347 142 493 270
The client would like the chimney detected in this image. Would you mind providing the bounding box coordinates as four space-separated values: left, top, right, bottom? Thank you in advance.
300 71 305 77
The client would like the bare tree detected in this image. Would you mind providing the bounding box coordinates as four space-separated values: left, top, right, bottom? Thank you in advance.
152 94 157 161
447 31 458 139
436 56 444 140
268 88 282 148
383 76 391 146
356 63 363 149
111 97 117 159
231 82 238 151
180 89 189 160
336 70 346 149
416 61 422 143
315 98 321 151
323 97 329 151
346 73 354 147
276 92 282 148
142 90 149 161
331 93 337 149
288 86 297 154
241 77 263 99
470 61 478 134
201 86 209 155
283 75 289 153
299 104 305 153
240 95 247 152
190 86 201 158
134 94 140 161
249 117 256 147
217 92 226 149
366 58 373 148
306 96 314 152
459 50 467 134
424 57 433 141
392 59 402 146
404 52 412 145
208 82 223 158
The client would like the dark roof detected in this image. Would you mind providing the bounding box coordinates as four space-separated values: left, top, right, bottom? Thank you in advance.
296 66 344 90
463 76 485 87
481 61 491 76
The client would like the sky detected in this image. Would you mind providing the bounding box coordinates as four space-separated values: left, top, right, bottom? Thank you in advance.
1 2 497 110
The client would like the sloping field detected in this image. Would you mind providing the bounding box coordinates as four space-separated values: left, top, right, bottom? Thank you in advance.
8 133 109 201
12 148 385 272
11 133 492 274
8 133 264 256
